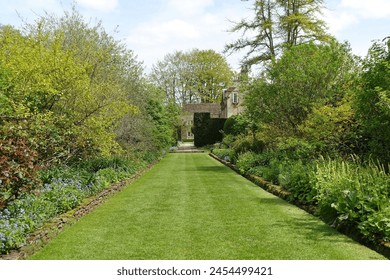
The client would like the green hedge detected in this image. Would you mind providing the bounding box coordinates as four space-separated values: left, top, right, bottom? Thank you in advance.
193 113 225 147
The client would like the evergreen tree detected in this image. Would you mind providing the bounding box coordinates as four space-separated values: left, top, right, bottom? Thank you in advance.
225 0 331 67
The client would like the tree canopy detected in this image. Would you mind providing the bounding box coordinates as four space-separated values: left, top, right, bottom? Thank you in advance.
150 49 233 105
225 0 331 67
0 8 178 165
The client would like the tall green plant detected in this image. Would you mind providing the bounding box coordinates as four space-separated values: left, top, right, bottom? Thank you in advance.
245 41 356 137
314 158 390 242
356 38 390 164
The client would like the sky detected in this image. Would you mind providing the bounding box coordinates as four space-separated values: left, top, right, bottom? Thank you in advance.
1 0 390 73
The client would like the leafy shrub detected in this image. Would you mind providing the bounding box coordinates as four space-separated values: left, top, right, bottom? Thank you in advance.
236 152 257 173
221 134 235 148
278 160 317 203
359 206 390 243
92 168 129 189
142 151 161 163
300 97 361 157
223 114 248 136
40 178 86 214
212 148 236 163
232 135 265 154
234 150 283 184
79 156 137 173
0 193 57 253
314 158 390 242
249 158 281 184
356 39 390 164
38 165 91 185
275 137 320 162
0 137 40 207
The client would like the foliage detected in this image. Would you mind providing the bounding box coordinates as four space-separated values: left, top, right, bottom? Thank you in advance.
245 42 356 136
150 49 233 105
212 149 236 163
225 0 331 67
0 7 178 207
314 158 390 242
223 114 249 136
301 94 363 156
0 8 177 166
355 39 390 164
116 84 180 156
235 151 281 184
192 113 225 147
230 134 265 154
236 151 261 174
0 136 40 207
278 160 317 203
145 96 178 150
0 12 141 163
359 206 390 243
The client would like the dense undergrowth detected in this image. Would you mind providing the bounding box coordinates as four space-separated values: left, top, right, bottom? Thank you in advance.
0 156 154 254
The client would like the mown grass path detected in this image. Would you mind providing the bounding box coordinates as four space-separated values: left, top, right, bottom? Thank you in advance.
31 154 385 259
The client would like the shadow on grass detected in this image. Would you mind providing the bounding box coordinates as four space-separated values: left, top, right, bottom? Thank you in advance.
255 197 357 245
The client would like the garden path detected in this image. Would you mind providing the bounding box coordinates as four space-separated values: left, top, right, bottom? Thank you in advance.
31 153 385 259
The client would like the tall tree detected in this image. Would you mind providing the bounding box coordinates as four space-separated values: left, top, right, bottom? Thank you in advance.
191 50 234 103
356 38 390 164
151 49 233 105
245 41 356 136
0 9 145 162
225 0 331 67
150 51 196 105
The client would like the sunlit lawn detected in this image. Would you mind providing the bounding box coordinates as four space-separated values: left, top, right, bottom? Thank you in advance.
31 154 385 259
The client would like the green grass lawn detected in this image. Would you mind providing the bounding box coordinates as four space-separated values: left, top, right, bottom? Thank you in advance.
30 153 386 260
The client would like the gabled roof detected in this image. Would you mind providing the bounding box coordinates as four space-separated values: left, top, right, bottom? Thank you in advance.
182 103 221 115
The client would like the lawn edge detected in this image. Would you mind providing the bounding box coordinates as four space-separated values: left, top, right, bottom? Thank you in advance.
0 161 158 260
208 152 390 260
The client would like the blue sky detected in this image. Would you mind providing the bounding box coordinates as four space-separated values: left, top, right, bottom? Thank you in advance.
1 0 390 72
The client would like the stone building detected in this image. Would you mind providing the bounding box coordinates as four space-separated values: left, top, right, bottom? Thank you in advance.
220 86 244 119
180 103 222 141
180 87 244 141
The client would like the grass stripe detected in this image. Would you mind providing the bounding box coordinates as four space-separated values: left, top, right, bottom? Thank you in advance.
30 154 386 259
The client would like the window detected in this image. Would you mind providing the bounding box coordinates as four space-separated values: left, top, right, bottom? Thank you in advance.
187 131 194 137
232 92 239 104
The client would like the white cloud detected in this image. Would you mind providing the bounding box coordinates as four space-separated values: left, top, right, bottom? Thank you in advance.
167 0 214 17
322 9 358 36
127 19 200 47
322 0 390 38
125 1 251 72
77 0 118 12
341 0 390 19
